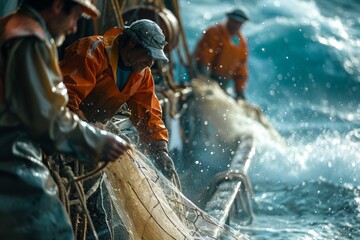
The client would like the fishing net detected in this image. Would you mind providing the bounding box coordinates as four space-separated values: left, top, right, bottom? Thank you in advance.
90 77 284 239
101 147 249 240
189 77 285 146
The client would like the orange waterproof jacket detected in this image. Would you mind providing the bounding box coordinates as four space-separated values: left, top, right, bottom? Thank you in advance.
194 23 248 92
60 28 168 144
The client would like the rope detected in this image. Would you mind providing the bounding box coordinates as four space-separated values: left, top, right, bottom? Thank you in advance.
73 161 110 182
43 148 132 239
69 177 101 206
171 0 196 78
111 0 124 27
43 154 88 238
62 165 100 240
75 181 88 240
51 169 70 214
70 181 88 240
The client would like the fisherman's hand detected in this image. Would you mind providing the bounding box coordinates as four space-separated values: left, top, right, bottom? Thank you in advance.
236 91 246 101
101 134 129 162
196 63 210 77
153 150 175 179
149 141 175 179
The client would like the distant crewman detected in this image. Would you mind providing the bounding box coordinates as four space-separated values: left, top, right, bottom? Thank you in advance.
194 8 250 100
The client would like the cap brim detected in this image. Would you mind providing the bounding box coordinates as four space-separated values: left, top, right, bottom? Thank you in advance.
147 46 169 62
228 15 248 23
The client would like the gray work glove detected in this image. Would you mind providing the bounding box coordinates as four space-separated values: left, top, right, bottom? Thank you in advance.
236 90 246 101
196 63 210 77
149 141 175 179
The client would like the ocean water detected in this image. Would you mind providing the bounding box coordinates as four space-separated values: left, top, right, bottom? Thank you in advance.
177 0 360 239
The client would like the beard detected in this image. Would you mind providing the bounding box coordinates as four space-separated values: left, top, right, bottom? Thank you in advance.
132 62 149 73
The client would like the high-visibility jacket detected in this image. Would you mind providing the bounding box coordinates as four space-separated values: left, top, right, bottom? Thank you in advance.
60 28 169 144
194 23 248 93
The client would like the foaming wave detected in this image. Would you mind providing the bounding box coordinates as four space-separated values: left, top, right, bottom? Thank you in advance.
249 128 360 186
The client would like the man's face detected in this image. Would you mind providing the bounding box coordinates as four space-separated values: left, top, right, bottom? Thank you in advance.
227 18 244 35
127 44 154 73
47 4 83 46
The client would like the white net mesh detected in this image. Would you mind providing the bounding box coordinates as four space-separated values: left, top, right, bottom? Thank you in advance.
102 147 248 240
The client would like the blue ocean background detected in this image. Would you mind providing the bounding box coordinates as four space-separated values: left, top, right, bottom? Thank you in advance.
177 0 360 239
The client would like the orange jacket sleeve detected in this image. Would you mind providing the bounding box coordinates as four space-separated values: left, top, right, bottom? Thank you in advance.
127 70 169 144
59 37 107 120
194 26 220 68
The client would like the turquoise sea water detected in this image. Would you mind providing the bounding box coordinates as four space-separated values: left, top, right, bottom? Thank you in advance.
178 0 360 239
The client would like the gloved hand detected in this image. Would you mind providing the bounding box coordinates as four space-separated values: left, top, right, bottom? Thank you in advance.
149 141 175 179
236 90 246 101
196 63 210 77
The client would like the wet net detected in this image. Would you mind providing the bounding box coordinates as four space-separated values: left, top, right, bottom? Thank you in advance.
100 147 249 240
89 76 287 240
189 77 285 146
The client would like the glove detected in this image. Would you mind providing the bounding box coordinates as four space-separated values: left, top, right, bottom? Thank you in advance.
149 141 175 179
196 63 210 77
236 90 246 101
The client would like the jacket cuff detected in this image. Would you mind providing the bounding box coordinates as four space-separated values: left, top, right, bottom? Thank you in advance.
149 140 168 153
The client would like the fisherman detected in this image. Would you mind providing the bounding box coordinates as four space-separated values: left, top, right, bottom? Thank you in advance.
194 8 250 100
0 0 129 238
59 19 175 179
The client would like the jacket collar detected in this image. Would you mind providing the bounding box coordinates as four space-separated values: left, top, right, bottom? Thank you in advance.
103 28 122 81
